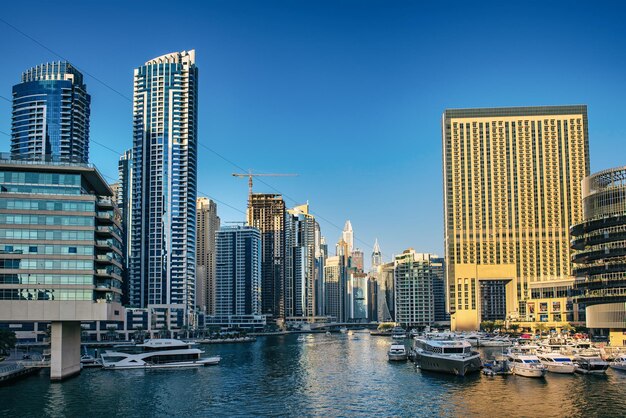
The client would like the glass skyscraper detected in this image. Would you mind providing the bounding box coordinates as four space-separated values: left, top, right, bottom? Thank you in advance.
129 51 198 324
11 62 90 164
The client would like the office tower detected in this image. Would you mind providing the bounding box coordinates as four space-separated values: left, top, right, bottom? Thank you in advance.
442 106 589 330
394 250 434 328
377 262 395 322
129 51 198 324
11 62 90 164
371 239 382 270
215 226 261 317
342 220 354 254
351 249 364 272
247 193 286 319
572 166 626 346
324 256 345 322
117 149 132 305
284 204 317 318
347 272 369 321
196 198 220 314
0 156 124 380
430 257 449 323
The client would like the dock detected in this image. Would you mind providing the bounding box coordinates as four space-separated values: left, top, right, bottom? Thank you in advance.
0 364 41 385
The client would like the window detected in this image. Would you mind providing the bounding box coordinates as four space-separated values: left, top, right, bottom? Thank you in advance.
29 246 37 253
68 247 77 254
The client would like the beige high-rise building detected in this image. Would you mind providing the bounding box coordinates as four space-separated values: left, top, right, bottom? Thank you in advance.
442 106 590 330
196 198 220 314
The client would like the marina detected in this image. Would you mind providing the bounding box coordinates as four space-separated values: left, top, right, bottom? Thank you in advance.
2 332 626 416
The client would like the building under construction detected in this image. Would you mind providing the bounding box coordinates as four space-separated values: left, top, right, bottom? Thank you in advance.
247 193 286 320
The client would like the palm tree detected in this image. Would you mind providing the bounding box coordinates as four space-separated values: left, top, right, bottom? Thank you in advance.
480 320 495 332
106 326 118 341
536 323 547 336
560 323 573 335
494 320 505 332
0 329 17 355
509 324 520 335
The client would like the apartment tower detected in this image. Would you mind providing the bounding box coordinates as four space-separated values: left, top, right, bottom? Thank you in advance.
129 51 198 324
11 62 90 163
247 193 286 319
196 197 220 314
442 106 589 330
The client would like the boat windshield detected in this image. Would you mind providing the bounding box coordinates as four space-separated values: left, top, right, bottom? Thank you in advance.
554 358 571 362
523 359 540 364
442 347 464 354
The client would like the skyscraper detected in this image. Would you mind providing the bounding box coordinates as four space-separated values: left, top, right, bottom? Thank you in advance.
284 204 317 318
324 255 345 322
377 261 395 322
117 150 132 305
342 220 354 254
129 51 198 325
442 106 590 330
11 62 90 163
196 198 220 314
394 250 434 328
371 239 382 270
571 166 626 346
215 226 261 317
247 193 286 319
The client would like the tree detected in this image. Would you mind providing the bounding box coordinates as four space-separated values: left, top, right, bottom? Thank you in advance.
560 323 573 334
509 324 520 334
480 320 494 332
494 320 505 332
0 329 17 355
106 325 118 341
536 323 548 336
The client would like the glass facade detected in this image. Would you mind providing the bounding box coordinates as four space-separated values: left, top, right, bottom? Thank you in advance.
572 166 626 329
11 61 90 164
130 51 198 319
0 158 124 305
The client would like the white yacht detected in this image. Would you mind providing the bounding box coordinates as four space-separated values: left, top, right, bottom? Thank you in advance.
507 345 546 378
100 339 220 370
412 338 482 376
537 353 576 374
387 344 408 361
574 354 609 374
481 336 513 347
610 355 626 372
391 327 407 340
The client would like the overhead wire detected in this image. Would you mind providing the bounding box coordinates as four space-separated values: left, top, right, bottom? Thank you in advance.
0 18 385 259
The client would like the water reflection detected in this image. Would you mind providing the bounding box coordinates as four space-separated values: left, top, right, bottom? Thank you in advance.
2 333 626 417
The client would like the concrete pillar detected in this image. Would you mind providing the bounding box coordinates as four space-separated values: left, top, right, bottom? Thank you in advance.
50 321 81 382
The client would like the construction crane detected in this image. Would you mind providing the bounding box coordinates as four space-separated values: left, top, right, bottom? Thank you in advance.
232 170 298 197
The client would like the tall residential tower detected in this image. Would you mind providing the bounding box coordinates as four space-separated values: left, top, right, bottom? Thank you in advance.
442 106 589 330
11 62 90 163
197 198 220 314
129 51 198 324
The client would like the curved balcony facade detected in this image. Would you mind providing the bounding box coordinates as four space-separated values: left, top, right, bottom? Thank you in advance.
571 166 626 329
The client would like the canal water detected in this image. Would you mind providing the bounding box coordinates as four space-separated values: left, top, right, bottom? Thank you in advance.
1 332 625 417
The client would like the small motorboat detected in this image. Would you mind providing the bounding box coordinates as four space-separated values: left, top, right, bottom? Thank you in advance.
388 344 408 361
610 355 626 372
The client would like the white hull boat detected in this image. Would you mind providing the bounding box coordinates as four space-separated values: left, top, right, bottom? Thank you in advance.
101 339 220 370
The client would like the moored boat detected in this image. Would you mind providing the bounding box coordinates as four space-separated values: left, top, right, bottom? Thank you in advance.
610 355 626 372
388 344 408 361
537 353 576 374
574 355 609 374
412 338 481 376
100 339 220 370
507 345 546 378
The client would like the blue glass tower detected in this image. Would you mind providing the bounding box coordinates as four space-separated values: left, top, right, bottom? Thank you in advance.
129 51 198 324
11 62 90 164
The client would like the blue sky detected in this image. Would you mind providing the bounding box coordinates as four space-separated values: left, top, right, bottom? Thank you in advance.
1 1 626 265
